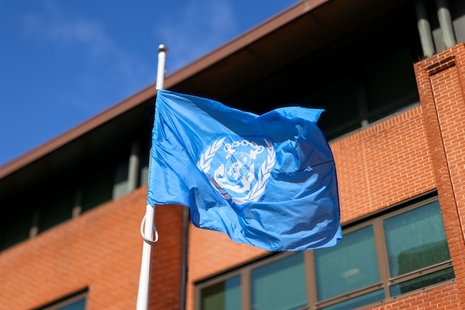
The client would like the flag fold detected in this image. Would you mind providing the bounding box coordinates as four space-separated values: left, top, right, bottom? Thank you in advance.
147 89 341 251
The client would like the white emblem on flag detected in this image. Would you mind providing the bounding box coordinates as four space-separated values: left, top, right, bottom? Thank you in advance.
197 137 276 204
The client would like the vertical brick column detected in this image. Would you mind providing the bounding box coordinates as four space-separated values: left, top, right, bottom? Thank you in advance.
415 43 465 306
149 204 186 310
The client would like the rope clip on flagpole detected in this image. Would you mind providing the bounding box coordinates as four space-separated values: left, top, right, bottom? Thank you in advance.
140 210 159 244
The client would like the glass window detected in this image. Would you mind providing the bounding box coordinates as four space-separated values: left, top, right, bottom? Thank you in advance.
0 209 34 251
251 252 306 310
321 289 384 310
390 267 455 297
314 225 380 300
365 48 419 122
55 298 85 310
40 292 87 310
81 166 115 212
112 160 129 199
200 275 241 310
304 76 360 140
384 201 451 277
139 149 150 187
39 188 75 233
196 196 454 310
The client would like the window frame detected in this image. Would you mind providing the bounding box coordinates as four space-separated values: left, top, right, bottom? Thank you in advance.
37 290 87 310
195 194 455 310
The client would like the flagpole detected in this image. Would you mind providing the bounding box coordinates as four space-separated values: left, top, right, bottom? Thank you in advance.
136 44 167 310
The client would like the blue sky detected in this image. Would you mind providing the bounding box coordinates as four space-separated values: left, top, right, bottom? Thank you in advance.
0 0 297 166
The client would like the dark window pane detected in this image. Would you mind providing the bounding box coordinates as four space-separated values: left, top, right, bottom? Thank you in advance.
41 295 86 310
305 76 360 140
450 0 465 44
251 252 307 310
113 160 129 199
384 201 450 277
56 297 86 310
0 210 33 250
39 188 75 233
314 226 379 300
201 276 241 310
390 267 455 296
81 166 115 212
321 289 384 310
365 48 419 122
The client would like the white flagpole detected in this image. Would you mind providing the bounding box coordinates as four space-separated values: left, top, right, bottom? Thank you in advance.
136 44 168 310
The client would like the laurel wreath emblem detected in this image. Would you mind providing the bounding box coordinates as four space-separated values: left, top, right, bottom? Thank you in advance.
197 137 276 204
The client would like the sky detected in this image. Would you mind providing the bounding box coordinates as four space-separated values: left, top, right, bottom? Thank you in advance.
0 0 297 167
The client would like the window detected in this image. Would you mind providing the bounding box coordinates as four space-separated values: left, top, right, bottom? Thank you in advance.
0 209 34 251
81 156 133 212
37 291 87 310
314 226 380 301
196 196 454 310
251 252 307 310
306 48 419 141
364 48 419 123
0 140 150 252
201 275 241 310
38 188 75 233
81 165 116 212
383 201 454 297
304 76 360 138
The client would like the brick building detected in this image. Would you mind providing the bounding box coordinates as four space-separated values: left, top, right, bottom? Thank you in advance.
2 0 465 309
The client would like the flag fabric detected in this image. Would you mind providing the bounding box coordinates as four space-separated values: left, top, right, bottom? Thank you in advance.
147 89 341 252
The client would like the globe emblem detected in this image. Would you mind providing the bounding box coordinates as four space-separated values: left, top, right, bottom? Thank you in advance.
226 152 251 184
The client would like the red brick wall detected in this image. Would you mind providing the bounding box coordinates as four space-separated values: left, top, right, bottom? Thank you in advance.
149 203 184 309
0 187 184 310
413 43 465 308
370 282 460 309
4 44 465 310
331 106 435 223
185 44 465 310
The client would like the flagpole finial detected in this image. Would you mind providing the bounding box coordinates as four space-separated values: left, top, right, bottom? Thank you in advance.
156 44 168 90
158 44 168 53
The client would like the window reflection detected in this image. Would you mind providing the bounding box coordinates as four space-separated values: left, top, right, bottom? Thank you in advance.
314 226 379 300
251 252 307 310
201 276 241 310
384 201 450 277
197 197 454 310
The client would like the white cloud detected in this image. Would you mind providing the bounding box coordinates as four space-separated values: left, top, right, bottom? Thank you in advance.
21 1 109 53
17 0 240 113
20 1 153 112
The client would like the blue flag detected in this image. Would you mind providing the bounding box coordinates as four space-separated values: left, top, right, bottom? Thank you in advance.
147 90 341 251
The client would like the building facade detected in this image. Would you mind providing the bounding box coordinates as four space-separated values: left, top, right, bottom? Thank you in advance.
2 0 465 309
